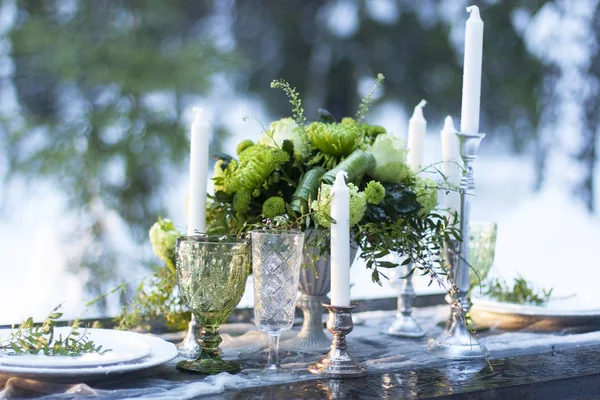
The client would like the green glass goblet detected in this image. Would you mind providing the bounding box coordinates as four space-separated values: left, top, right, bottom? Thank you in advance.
175 235 251 374
468 221 498 293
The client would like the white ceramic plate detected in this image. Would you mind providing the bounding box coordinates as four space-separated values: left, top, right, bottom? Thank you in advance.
0 330 178 377
0 328 151 368
471 294 600 332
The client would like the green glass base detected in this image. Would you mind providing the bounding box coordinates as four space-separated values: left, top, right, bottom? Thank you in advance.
176 358 242 375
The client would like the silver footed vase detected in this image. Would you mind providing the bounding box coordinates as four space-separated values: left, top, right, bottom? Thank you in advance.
177 314 201 358
289 229 358 352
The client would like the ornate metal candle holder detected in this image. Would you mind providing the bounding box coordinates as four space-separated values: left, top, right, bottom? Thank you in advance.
289 231 359 352
386 257 425 338
308 303 367 378
177 315 201 358
429 132 488 359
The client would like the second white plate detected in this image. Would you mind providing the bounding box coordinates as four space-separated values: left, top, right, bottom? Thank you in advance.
0 328 151 368
0 332 178 378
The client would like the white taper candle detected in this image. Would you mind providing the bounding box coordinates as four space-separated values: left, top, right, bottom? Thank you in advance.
187 107 209 236
407 100 427 171
460 6 484 134
440 116 462 216
330 171 351 307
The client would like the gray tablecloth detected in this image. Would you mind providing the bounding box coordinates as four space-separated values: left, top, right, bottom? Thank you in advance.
2 306 600 399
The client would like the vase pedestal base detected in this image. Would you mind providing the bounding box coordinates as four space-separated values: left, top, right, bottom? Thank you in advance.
177 317 201 358
429 315 487 360
386 314 425 338
288 294 330 352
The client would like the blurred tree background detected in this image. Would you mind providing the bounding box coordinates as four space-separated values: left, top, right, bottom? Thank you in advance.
4 0 594 310
3 0 237 300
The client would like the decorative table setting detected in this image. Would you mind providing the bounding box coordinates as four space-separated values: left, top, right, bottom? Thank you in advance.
4 307 600 399
2 5 600 400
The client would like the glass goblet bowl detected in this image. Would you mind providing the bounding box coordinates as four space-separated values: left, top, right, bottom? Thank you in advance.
175 235 251 375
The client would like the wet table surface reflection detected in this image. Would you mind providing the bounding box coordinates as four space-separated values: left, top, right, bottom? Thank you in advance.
215 345 600 399
3 307 600 399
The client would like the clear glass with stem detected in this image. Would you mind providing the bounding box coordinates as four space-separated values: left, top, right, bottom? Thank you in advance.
251 230 305 372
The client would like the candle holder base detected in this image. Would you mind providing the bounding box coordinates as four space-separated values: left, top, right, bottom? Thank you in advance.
428 316 487 359
386 314 425 338
385 262 425 338
308 354 368 378
308 304 367 378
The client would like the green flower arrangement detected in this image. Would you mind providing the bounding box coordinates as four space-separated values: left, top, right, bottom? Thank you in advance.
117 74 460 330
207 74 459 286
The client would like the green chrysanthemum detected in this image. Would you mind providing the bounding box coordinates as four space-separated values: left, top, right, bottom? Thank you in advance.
223 145 289 194
237 139 255 156
365 180 386 204
306 121 360 157
268 149 291 165
262 196 286 218
233 190 252 214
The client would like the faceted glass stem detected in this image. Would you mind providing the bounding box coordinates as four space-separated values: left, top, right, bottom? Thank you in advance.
266 333 280 371
198 321 221 361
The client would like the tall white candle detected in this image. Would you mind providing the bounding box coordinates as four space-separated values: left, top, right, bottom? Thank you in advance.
440 116 462 216
460 5 484 134
407 100 427 171
330 171 350 307
187 107 209 236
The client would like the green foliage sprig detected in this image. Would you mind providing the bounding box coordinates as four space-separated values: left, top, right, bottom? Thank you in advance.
0 304 109 356
114 201 241 331
271 79 307 127
356 73 385 123
114 265 190 331
356 211 460 287
484 277 553 305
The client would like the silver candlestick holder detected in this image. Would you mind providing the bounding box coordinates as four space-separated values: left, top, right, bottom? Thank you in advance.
289 232 359 352
429 132 488 359
308 303 367 378
177 314 201 358
385 257 425 338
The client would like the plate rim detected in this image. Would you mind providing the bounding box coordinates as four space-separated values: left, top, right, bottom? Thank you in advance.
0 331 178 377
0 328 152 368
471 295 600 317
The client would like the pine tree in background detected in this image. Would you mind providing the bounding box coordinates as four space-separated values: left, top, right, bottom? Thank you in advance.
3 0 237 301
